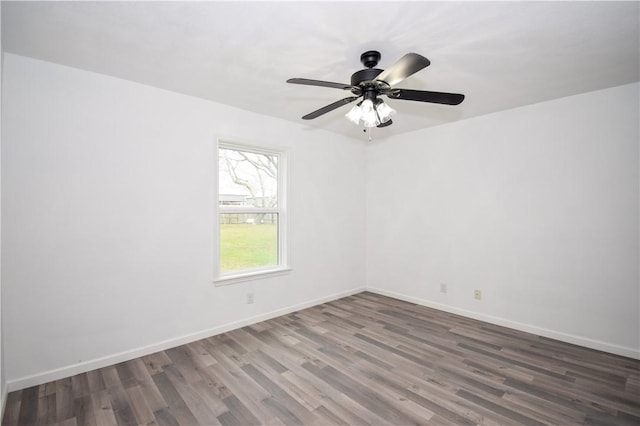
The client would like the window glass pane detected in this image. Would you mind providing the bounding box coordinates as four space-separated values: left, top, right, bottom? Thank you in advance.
219 148 278 209
219 213 278 273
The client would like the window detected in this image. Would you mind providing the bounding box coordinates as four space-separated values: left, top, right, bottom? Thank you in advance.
215 141 288 283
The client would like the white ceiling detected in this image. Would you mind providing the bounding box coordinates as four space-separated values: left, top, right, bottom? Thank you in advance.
3 1 639 140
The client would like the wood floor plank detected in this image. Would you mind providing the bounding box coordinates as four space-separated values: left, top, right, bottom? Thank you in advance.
245 355 317 413
99 366 122 390
278 370 330 411
142 351 172 376
90 389 117 426
57 417 77 426
85 369 106 394
353 345 486 425
151 371 199 425
153 408 178 426
330 392 391 425
310 404 350 426
302 362 424 425
36 393 56 426
124 385 157 426
114 362 137 389
108 385 138 425
206 356 276 423
2 390 22 426
220 394 261 426
72 395 96 426
185 340 217 368
164 373 221 426
500 388 587 424
14 392 35 426
54 379 73 423
125 358 168 413
4 291 639 425
241 363 317 425
190 380 230 418
70 374 91 399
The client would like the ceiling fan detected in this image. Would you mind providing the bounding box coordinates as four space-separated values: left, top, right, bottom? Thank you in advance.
287 50 465 128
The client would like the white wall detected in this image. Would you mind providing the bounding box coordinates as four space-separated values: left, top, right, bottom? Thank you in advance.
367 83 640 358
1 53 366 387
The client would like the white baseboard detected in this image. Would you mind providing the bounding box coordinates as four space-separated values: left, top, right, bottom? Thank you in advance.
366 287 640 360
6 286 366 392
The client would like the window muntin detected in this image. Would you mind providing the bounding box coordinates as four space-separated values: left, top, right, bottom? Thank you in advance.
216 143 287 281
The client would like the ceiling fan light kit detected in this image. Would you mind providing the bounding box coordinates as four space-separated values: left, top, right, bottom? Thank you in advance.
345 98 396 128
287 50 465 133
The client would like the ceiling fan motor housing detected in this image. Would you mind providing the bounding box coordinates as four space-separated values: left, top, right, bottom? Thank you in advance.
351 50 384 87
350 68 383 87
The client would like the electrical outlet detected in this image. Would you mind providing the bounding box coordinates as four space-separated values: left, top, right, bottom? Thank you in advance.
440 283 447 293
247 292 254 304
474 289 482 300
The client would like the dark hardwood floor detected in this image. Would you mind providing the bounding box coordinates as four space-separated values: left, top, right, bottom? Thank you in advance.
3 292 639 425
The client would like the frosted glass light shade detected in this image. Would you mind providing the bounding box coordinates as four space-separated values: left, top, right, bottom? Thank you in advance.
345 104 362 124
360 99 380 127
376 101 396 123
345 99 395 128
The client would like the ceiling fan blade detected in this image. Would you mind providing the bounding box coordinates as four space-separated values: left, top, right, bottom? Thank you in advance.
302 96 360 120
287 78 358 91
375 53 431 87
387 89 465 105
377 119 393 128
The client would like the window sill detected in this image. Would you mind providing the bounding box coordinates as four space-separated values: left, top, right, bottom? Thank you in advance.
214 267 292 287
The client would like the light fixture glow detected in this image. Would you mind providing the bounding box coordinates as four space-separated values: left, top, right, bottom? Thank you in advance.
345 104 362 124
345 98 395 128
360 99 380 127
376 101 396 123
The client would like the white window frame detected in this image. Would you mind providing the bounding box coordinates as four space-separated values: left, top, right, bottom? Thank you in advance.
214 140 290 285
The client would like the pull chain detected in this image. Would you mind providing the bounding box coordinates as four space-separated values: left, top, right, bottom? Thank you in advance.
364 126 372 142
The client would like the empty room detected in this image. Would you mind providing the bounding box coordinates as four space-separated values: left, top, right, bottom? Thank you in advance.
0 1 639 425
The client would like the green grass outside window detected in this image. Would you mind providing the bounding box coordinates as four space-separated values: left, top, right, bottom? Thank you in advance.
220 223 278 273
